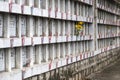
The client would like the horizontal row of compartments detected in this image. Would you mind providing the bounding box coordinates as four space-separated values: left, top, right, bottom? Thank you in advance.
0 0 93 8
98 38 118 49
0 14 93 38
97 0 120 15
97 19 120 26
0 45 118 78
97 24 118 37
0 1 93 20
0 41 92 72
97 33 119 39
0 48 16 72
23 47 119 79
0 44 119 75
97 9 117 22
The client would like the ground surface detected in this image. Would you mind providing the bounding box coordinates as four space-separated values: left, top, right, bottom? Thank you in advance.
90 61 120 80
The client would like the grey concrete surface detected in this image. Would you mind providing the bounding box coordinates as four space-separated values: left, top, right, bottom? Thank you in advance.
91 61 120 80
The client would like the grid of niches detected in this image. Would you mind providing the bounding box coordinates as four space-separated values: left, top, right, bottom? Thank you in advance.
0 0 94 73
97 0 120 50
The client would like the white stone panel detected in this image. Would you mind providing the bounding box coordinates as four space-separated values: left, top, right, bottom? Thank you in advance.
21 16 27 36
0 49 5 71
11 4 21 14
10 15 16 37
0 2 9 12
33 8 41 16
0 14 3 37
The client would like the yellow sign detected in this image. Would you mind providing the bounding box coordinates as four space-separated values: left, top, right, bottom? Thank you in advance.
75 21 84 30
75 25 83 30
75 21 84 35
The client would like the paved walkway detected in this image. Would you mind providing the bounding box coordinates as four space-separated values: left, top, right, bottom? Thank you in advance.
90 61 120 80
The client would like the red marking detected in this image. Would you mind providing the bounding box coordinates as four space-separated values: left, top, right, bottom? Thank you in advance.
87 53 88 58
106 48 107 51
41 37 44 44
61 12 63 19
111 33 113 37
55 8 58 17
22 37 25 46
10 38 14 47
9 1 13 13
99 34 101 38
66 58 69 64
48 8 51 17
66 55 69 64
80 31 83 36
21 4 24 14
49 32 52 36
31 6 33 15
56 32 58 37
22 68 26 80
89 35 91 39
56 61 58 68
27 58 31 67
31 37 34 46
49 32 52 43
66 12 68 19
76 15 78 20
90 52 92 57
75 11 77 16
80 54 82 59
76 56 78 61
92 52 94 56
66 35 69 41
89 17 91 22
56 32 58 42
49 36 52 43
83 35 85 40
71 56 73 62
49 60 52 70
70 14 72 19
83 54 85 59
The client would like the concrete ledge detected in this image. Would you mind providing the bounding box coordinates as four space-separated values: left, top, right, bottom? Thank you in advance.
0 2 9 12
0 35 94 48
97 33 118 39
97 19 117 26
76 0 93 6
